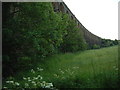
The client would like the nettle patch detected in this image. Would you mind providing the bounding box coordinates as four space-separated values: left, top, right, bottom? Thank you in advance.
3 67 54 89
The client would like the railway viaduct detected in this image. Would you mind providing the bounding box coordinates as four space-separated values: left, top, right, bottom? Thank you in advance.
52 2 102 47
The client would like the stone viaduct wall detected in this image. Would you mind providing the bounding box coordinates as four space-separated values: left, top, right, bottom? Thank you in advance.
52 2 102 47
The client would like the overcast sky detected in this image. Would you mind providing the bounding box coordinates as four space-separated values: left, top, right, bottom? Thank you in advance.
63 0 119 40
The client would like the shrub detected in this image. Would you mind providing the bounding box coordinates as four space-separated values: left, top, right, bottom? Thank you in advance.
93 44 100 49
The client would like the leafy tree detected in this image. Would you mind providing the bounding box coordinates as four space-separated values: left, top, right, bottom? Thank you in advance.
3 2 87 77
3 2 68 77
60 18 87 52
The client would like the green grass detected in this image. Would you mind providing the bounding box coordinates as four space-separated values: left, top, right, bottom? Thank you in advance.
3 46 119 88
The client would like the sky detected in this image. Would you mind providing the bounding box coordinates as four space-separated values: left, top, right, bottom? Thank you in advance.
63 0 119 40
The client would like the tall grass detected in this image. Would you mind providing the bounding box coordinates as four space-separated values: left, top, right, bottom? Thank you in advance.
3 46 119 88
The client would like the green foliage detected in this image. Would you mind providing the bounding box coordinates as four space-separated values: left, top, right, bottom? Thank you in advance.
3 68 54 89
101 39 118 48
92 44 100 49
3 2 87 77
60 18 87 52
3 46 119 88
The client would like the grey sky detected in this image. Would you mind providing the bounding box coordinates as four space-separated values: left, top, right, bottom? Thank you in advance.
63 0 119 40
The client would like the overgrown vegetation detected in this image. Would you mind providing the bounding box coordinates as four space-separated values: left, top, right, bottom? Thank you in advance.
3 46 119 89
3 2 86 77
101 39 118 47
2 2 119 89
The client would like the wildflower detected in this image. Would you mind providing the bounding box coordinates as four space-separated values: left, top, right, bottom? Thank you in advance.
38 75 40 77
15 82 20 86
38 68 43 71
37 67 40 70
32 81 36 84
113 66 116 68
115 68 118 71
6 81 10 83
25 83 29 87
59 69 61 71
33 77 38 80
6 81 14 84
28 79 31 82
33 83 37 86
42 81 46 84
37 75 41 78
41 81 46 88
40 77 43 80
28 77 30 80
61 77 65 79
53 74 57 77
61 70 64 74
45 85 50 88
31 69 35 73
73 66 79 69
3 87 7 89
23 77 27 80
45 83 53 88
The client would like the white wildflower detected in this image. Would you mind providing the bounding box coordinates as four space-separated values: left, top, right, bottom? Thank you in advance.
33 83 37 86
28 79 31 82
31 81 36 84
25 83 29 87
28 77 30 80
45 85 51 88
59 69 61 71
31 69 35 73
23 77 27 80
6 81 14 84
48 83 53 87
113 66 116 68
37 75 41 77
40 77 43 80
33 77 38 80
41 82 45 88
37 67 40 70
53 74 57 77
39 68 43 71
45 83 53 88
115 68 118 71
6 81 10 83
42 81 46 84
60 70 64 74
3 87 7 89
15 82 20 86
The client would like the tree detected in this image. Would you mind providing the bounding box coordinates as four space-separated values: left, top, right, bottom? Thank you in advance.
60 18 87 52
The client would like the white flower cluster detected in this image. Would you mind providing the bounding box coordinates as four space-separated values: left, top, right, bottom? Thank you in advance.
3 67 54 89
6 81 20 86
40 81 53 88
4 80 20 89
31 67 43 74
37 67 44 71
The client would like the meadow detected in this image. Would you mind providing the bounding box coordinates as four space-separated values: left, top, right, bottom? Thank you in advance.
3 45 119 89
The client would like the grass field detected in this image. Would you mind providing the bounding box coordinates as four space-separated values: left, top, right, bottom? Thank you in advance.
3 46 119 89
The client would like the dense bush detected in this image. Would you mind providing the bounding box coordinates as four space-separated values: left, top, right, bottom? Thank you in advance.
59 19 87 52
101 39 118 47
3 2 87 77
92 44 100 49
